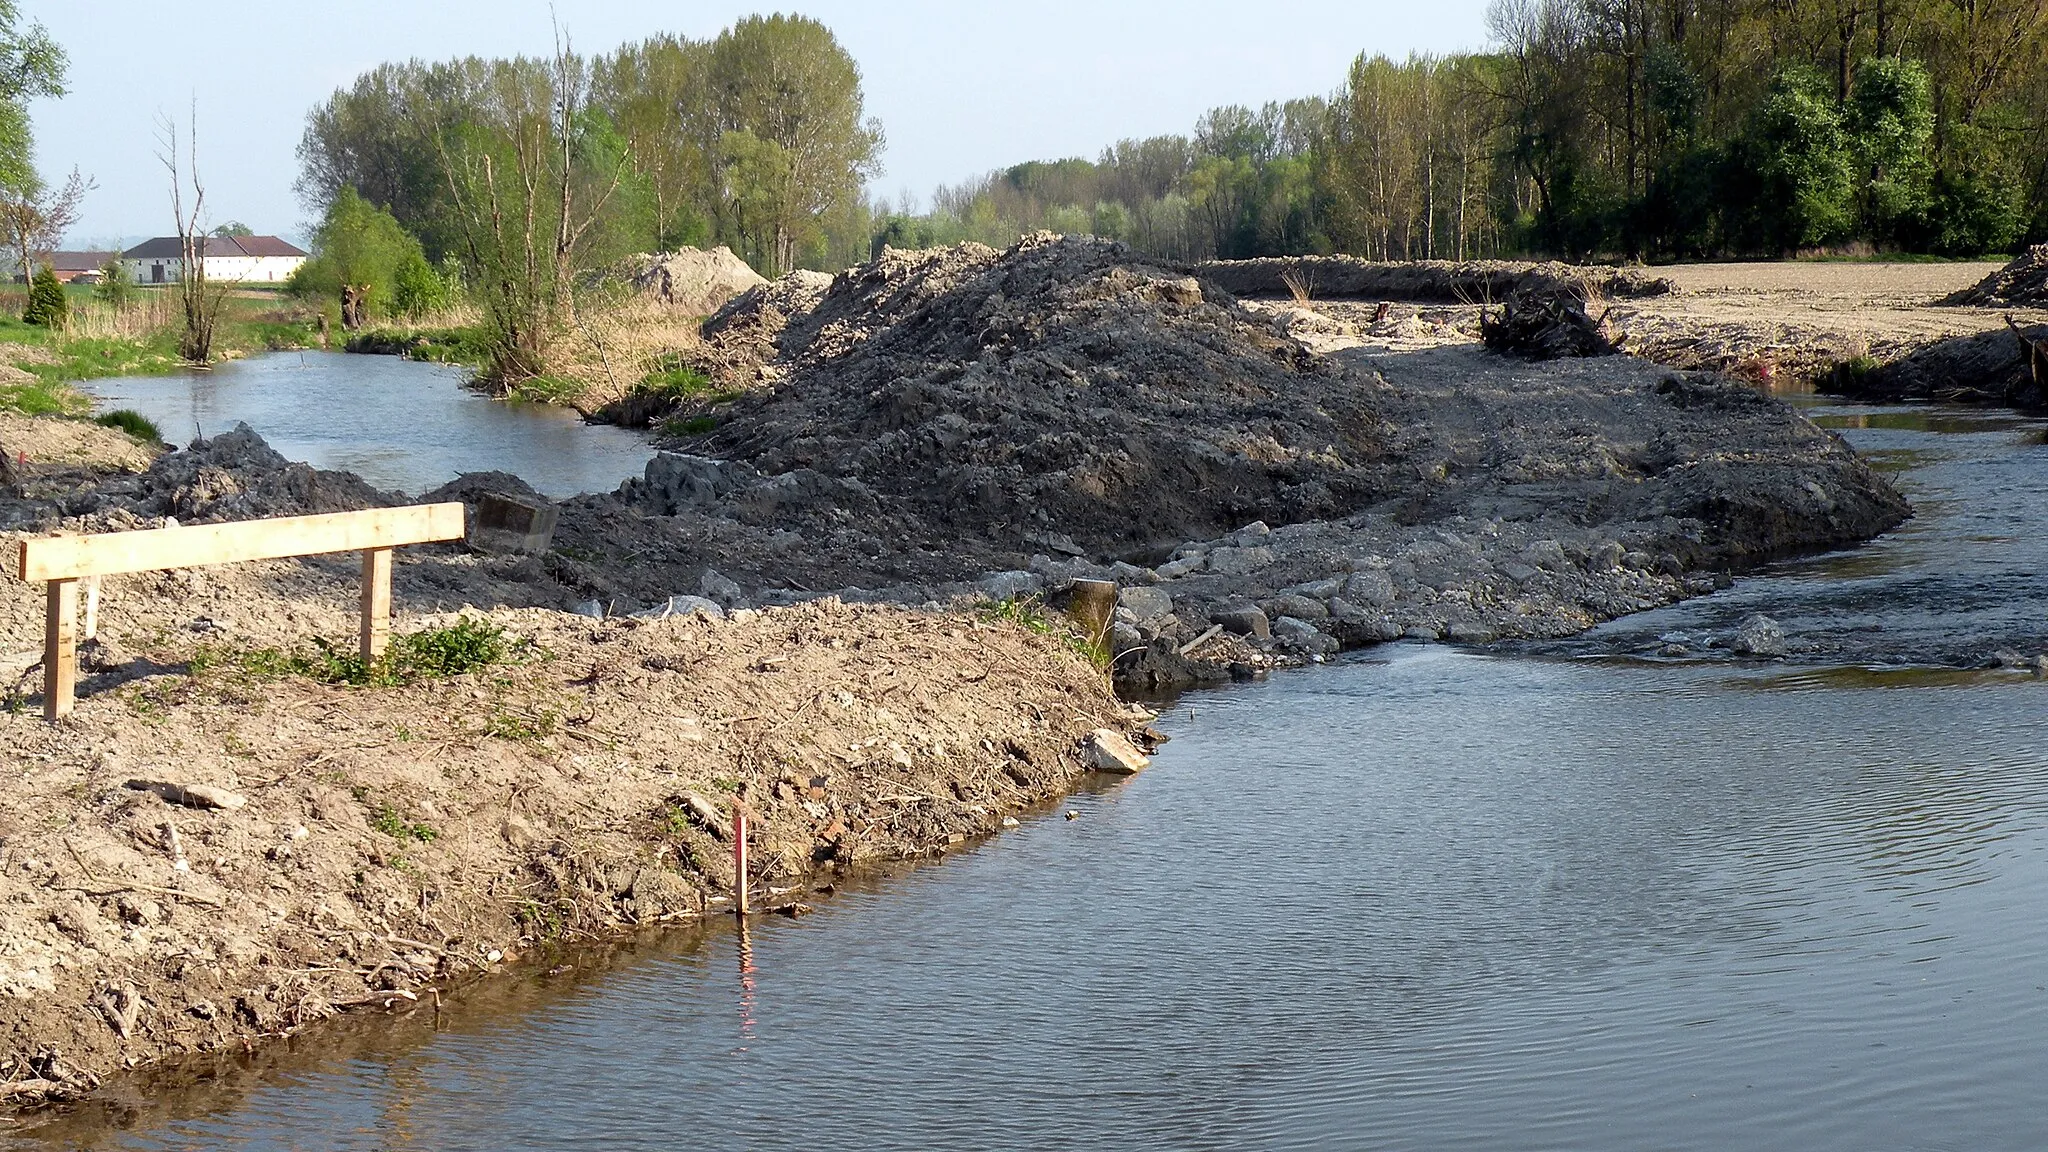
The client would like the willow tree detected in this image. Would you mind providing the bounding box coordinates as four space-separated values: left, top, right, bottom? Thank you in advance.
431 34 632 381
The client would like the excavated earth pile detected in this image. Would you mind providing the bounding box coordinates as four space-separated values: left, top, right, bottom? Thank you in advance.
1827 318 2048 409
689 234 1387 557
1941 245 2048 308
1195 254 1675 303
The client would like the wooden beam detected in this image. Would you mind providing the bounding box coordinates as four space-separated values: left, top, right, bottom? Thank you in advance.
44 578 76 721
18 503 465 582
359 548 392 663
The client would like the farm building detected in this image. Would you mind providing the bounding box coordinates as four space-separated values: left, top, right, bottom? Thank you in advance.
38 251 118 284
120 235 307 284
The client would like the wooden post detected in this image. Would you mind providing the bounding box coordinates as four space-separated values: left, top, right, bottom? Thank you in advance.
359 547 392 663
732 806 749 916
1067 579 1118 649
43 578 77 721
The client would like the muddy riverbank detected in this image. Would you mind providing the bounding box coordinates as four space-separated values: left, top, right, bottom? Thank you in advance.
0 589 1131 1107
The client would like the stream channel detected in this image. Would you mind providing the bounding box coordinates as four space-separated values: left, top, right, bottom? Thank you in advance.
19 390 2048 1150
80 352 653 499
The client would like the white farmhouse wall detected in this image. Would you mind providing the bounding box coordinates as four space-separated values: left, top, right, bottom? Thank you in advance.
119 254 305 284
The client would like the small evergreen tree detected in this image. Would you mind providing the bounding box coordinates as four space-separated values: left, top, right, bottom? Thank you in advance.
21 262 65 326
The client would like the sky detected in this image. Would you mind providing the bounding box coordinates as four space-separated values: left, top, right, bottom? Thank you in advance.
28 0 1496 249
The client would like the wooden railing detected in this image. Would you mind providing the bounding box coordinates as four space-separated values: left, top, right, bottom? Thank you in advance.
16 503 465 721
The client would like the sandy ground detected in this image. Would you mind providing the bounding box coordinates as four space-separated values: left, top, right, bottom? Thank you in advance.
1275 259 2048 384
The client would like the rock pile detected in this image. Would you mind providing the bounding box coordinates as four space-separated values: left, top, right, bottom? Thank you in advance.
1941 245 2048 307
1196 255 1674 303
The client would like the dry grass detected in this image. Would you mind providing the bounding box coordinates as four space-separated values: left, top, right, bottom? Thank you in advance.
62 295 177 341
549 295 704 408
1280 267 1315 307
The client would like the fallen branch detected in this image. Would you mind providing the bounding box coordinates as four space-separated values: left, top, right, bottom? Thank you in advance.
1177 624 1225 656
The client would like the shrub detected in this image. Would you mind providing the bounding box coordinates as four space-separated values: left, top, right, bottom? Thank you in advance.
92 260 133 310
92 408 163 442
21 264 67 327
392 250 448 317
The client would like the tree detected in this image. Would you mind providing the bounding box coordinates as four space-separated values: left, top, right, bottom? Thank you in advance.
432 30 633 380
391 249 448 317
0 166 87 281
1847 55 1934 241
158 109 227 362
1727 67 1857 253
20 262 62 326
209 220 253 237
291 186 428 326
708 15 882 274
0 1 66 194
92 257 132 310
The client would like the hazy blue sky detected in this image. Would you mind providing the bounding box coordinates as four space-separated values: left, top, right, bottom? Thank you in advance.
29 1 1495 247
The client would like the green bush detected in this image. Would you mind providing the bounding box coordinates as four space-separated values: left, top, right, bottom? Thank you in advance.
391 250 448 317
92 408 163 442
21 265 66 327
92 260 133 310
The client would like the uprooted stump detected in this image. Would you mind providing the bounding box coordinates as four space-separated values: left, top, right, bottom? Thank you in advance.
1480 287 1620 360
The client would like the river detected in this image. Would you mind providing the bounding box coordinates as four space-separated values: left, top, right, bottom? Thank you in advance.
80 352 653 499
19 396 2048 1150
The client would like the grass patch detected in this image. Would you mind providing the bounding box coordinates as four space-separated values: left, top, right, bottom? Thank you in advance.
507 373 584 405
980 595 1111 667
369 804 438 843
92 408 163 442
660 414 719 437
194 617 528 689
347 324 494 367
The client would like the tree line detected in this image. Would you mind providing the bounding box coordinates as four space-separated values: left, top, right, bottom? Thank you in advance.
294 4 2048 380
882 0 2048 262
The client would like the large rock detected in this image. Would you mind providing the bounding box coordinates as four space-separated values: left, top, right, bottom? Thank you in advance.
1731 614 1785 658
1213 605 1271 640
1117 586 1174 622
628 247 767 315
642 453 740 515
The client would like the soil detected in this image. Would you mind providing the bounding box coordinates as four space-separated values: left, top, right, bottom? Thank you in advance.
0 585 1130 1108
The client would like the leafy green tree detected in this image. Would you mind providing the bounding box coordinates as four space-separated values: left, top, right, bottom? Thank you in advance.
209 221 254 237
0 1 65 195
292 187 430 323
1847 56 1935 242
391 249 448 317
1728 67 1857 253
21 262 64 326
92 257 132 309
708 15 882 274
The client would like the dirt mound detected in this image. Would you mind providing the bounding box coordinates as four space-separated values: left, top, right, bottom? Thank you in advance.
1941 245 2048 307
0 424 399 533
687 232 1388 556
624 246 767 314
1480 287 1619 359
1828 319 2048 409
1197 255 1674 303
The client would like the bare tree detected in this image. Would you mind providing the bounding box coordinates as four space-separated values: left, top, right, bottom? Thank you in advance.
0 166 90 282
157 106 228 362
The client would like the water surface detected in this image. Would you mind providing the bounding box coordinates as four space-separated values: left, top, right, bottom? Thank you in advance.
81 352 651 498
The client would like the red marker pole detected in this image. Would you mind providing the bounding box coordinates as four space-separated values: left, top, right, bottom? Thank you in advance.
732 807 749 916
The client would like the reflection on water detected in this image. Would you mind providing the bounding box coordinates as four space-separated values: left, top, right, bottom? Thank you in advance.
24 647 2048 1151
80 352 652 498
